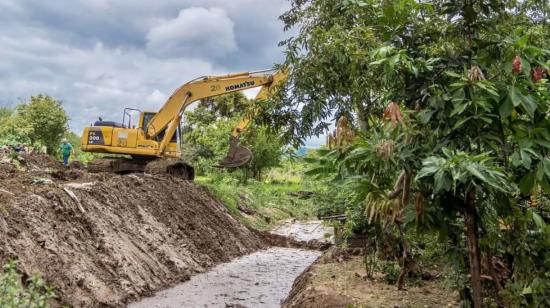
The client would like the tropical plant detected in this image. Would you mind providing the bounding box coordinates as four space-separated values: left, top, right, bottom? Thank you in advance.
277 0 550 306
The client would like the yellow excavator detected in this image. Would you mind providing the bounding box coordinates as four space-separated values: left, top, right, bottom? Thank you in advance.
80 69 287 180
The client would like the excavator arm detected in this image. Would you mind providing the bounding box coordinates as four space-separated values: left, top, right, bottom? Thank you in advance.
148 69 287 165
216 70 288 168
228 69 288 138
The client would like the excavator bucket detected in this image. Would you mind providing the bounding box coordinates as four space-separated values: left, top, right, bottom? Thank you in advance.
216 136 253 168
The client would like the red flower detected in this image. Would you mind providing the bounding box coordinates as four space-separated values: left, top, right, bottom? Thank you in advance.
533 67 545 83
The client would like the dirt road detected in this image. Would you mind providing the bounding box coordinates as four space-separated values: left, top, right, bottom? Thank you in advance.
129 221 331 308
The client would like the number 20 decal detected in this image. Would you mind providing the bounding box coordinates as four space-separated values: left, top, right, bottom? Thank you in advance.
210 85 220 92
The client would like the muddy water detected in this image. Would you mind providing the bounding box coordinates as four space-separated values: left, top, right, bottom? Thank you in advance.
129 248 319 308
271 220 333 242
129 221 330 308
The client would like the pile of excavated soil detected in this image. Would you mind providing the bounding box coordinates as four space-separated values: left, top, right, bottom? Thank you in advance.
0 154 264 307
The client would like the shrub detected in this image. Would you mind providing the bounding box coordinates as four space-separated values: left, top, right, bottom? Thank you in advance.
0 261 56 308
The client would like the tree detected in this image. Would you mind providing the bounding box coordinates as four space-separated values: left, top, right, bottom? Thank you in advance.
241 127 284 181
15 94 69 154
0 107 30 145
183 93 283 179
278 0 550 306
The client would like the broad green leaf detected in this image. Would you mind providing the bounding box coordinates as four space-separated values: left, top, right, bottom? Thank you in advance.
534 140 550 149
434 171 451 193
452 116 472 130
416 165 439 179
517 35 529 48
535 162 545 181
521 59 531 76
475 81 499 97
519 172 535 195
499 97 513 118
543 158 550 177
428 96 444 108
417 109 435 124
532 212 546 230
445 71 464 78
508 86 522 107
511 152 522 167
465 165 487 183
451 88 466 103
450 82 467 89
442 147 453 157
369 59 386 65
410 65 418 77
479 116 493 124
520 149 532 169
520 94 537 117
450 102 468 117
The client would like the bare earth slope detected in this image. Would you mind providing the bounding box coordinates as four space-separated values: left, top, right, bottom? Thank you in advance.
0 155 264 307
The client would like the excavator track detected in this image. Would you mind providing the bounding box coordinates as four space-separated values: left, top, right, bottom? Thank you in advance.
87 158 145 173
144 159 195 180
87 157 195 180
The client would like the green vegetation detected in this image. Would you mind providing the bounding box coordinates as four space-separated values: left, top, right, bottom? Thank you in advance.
1 1 549 306
182 92 283 180
196 157 326 230
0 261 56 308
0 95 97 164
0 95 69 154
263 0 550 306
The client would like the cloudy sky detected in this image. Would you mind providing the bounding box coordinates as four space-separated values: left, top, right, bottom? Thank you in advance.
0 0 325 146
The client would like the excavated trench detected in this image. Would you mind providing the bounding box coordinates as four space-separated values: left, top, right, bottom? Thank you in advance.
0 154 332 307
0 155 265 307
129 221 332 308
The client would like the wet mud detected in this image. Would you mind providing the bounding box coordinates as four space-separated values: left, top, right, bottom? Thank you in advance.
130 248 320 308
0 154 264 307
129 221 331 308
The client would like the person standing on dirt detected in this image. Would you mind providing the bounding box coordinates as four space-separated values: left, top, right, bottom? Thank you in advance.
59 138 74 166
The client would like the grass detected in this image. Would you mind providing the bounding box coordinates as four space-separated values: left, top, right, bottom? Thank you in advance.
196 160 323 230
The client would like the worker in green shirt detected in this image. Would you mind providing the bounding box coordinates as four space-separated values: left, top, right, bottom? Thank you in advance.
59 138 75 166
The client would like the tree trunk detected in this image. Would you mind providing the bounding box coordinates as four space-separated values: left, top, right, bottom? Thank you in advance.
395 220 409 290
354 101 370 132
464 189 483 308
485 249 503 307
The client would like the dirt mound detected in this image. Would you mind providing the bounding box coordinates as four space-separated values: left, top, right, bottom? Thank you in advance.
20 152 65 170
253 229 331 251
0 171 264 307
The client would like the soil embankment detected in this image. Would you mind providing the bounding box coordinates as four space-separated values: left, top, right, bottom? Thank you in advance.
0 154 264 307
130 220 332 307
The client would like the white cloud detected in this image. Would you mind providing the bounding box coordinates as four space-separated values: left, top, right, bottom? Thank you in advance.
146 7 237 59
0 34 215 131
0 0 293 135
146 89 166 105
